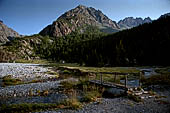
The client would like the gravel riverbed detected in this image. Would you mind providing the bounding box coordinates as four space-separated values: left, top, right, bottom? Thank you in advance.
0 63 170 113
0 63 66 104
0 81 61 98
0 63 56 81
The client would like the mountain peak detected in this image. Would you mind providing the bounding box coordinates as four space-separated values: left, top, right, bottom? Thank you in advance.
144 17 152 20
144 17 152 23
118 17 152 29
40 5 120 38
76 5 87 9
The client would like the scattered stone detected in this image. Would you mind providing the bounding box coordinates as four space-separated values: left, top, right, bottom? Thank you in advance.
134 92 143 96
140 96 145 99
143 91 148 94
149 96 153 98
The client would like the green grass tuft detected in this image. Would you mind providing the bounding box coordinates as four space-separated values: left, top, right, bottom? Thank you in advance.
15 59 50 64
2 75 23 87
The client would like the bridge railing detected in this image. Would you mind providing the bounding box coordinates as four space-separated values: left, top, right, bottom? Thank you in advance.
88 71 144 89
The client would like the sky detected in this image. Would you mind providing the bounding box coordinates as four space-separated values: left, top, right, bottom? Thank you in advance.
0 0 170 35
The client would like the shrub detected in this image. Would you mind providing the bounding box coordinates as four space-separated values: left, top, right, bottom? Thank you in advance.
61 98 82 109
60 80 79 90
63 69 72 74
81 91 102 102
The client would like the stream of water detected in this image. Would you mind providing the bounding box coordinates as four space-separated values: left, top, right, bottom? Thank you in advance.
120 67 159 87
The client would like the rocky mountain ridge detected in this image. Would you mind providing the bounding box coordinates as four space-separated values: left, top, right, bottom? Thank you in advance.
39 5 120 38
0 21 20 43
118 17 152 29
40 5 154 38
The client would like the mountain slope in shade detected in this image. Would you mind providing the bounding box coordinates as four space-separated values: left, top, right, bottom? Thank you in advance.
72 14 170 66
159 13 170 19
0 20 20 43
118 17 152 29
39 5 120 38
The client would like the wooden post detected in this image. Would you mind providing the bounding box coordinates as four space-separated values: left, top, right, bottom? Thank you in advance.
100 73 103 85
125 74 128 88
139 71 143 87
114 73 117 82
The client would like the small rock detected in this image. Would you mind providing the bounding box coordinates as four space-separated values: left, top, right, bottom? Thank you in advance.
140 96 145 99
128 88 133 91
134 92 143 96
134 87 138 91
143 91 148 94
149 96 153 98
13 94 16 97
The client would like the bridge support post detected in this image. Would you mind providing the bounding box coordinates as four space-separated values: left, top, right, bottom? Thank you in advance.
139 71 144 87
100 73 103 85
125 74 128 88
114 73 117 82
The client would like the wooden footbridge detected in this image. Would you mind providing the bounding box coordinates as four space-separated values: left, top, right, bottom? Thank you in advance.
88 72 144 91
59 66 144 91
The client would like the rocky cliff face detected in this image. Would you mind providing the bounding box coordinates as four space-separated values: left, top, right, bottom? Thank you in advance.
0 21 20 43
40 5 120 38
118 17 152 29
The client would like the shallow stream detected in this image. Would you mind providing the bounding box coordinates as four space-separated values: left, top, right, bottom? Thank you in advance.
120 67 159 87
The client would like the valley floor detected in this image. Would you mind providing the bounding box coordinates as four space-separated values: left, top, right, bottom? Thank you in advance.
0 63 170 113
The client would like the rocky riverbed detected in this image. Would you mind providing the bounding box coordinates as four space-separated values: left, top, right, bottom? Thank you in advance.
0 63 67 105
0 63 57 81
0 63 170 113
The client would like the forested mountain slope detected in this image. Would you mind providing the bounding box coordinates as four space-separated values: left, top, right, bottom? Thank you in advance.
59 15 170 66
